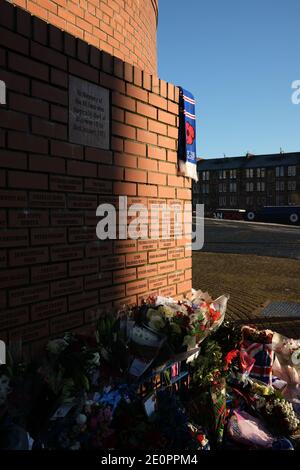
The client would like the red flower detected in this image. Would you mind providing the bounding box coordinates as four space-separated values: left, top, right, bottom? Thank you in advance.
186 122 195 145
209 309 221 322
224 349 239 370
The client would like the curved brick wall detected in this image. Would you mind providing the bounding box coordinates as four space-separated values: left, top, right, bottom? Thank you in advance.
11 0 158 75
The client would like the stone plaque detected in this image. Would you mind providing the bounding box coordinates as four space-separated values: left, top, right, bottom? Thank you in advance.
69 76 110 149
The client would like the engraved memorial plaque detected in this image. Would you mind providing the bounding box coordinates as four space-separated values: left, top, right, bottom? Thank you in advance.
69 76 110 149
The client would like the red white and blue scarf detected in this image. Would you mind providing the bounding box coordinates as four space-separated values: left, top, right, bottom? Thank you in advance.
178 88 198 181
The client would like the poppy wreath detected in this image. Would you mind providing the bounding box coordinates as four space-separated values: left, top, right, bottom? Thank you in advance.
186 122 195 145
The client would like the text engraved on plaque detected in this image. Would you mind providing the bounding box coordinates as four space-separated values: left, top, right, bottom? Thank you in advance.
69 76 110 149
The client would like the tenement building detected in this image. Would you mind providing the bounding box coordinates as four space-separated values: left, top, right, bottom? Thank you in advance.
193 152 300 212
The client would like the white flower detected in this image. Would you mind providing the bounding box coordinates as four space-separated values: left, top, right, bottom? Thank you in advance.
148 315 166 331
0 374 10 406
76 413 87 425
46 338 69 355
89 352 100 367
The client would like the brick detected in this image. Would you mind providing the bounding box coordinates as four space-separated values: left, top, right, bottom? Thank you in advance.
143 71 152 91
31 298 67 321
100 71 125 93
31 228 66 246
8 131 48 154
112 106 125 122
0 267 28 288
0 306 29 330
177 280 192 295
10 93 49 119
0 109 28 132
69 58 99 83
149 275 168 291
158 135 176 150
167 150 178 163
148 250 168 263
0 150 27 170
0 27 29 55
69 290 98 311
100 284 125 302
16 8 31 37
50 175 82 192
53 210 83 227
9 284 49 307
148 172 166 185
112 92 136 112
137 240 158 252
157 110 176 127
29 191 65 208
68 194 97 209
114 240 137 254
0 70 29 94
136 101 157 119
51 68 68 87
85 178 112 194
126 83 147 102
9 210 49 228
177 188 191 200
9 320 49 343
68 226 96 243
157 261 176 275
0 0 15 29
112 121 136 139
137 264 158 279
85 271 112 290
138 158 158 172
126 252 147 267
168 100 179 114
168 271 185 285
77 38 90 62
148 119 167 135
113 181 136 196
168 175 184 188
69 258 98 277
149 94 168 110
101 254 125 271
51 277 83 297
51 140 83 159
9 52 49 81
32 81 68 105
33 17 48 45
124 62 133 82
31 263 67 283
29 154 65 174
148 146 166 161
85 147 112 164
126 279 148 296
158 161 176 174
51 244 84 262
9 247 48 267
50 311 84 334
64 32 76 57
32 117 67 140
159 239 176 249
51 105 68 123
125 111 147 129
138 184 157 198
0 229 28 247
176 257 192 270
125 168 147 183
8 171 48 190
85 241 112 258
113 267 136 284
137 129 157 145
0 211 6 229
67 160 97 177
160 285 176 297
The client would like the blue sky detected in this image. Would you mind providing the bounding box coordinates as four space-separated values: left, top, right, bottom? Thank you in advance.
157 0 300 159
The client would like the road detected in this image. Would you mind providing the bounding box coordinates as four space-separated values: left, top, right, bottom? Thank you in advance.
193 218 300 259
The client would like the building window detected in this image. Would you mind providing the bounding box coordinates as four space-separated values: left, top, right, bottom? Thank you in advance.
288 181 296 191
257 168 265 178
246 182 254 192
246 168 254 178
229 195 237 207
257 181 265 192
202 183 209 194
219 196 226 206
276 194 285 205
276 166 284 177
219 183 227 192
276 181 285 191
246 196 253 206
202 171 210 181
218 170 226 179
229 169 237 179
288 166 296 177
229 182 237 192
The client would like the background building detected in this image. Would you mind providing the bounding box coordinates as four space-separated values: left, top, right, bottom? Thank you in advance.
193 152 300 212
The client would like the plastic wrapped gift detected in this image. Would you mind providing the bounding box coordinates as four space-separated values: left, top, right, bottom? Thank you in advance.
241 326 274 385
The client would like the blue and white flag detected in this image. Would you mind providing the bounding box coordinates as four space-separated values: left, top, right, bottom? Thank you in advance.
178 87 198 181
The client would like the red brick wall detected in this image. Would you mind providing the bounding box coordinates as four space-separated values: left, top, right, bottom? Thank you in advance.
0 0 192 356
9 0 158 75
